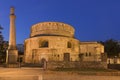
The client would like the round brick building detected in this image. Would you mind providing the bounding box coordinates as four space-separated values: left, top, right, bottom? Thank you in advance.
24 22 80 63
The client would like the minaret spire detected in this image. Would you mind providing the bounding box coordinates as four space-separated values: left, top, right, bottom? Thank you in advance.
6 7 18 66
8 7 16 49
10 7 15 15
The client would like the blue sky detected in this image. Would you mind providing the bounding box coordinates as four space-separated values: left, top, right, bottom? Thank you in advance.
0 0 120 44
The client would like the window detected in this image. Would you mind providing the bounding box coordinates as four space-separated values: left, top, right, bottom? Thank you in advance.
67 42 72 48
89 53 91 56
86 53 88 56
39 40 49 48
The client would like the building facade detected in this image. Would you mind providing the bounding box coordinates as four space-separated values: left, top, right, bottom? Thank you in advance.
24 22 104 64
80 42 104 61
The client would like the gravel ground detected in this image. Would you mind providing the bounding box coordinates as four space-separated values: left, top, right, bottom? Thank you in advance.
0 68 120 80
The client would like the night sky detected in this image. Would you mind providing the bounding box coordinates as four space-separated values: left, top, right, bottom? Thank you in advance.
0 0 120 44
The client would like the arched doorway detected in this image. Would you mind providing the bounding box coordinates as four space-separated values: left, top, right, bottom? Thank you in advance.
40 58 47 69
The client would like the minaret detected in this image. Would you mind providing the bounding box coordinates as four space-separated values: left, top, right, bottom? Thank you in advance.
9 7 17 49
6 7 18 64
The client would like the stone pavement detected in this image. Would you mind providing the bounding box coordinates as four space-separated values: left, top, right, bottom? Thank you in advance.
0 68 120 80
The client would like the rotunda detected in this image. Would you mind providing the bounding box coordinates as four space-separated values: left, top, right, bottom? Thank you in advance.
24 22 80 63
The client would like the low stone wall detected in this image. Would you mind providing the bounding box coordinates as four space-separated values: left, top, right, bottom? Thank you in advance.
5 63 20 68
47 61 107 69
108 64 120 70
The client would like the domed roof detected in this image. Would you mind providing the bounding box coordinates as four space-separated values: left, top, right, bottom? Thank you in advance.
30 22 75 37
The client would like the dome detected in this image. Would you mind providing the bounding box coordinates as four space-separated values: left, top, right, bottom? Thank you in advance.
30 22 75 37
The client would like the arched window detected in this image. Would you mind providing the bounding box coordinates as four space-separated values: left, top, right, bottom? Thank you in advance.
86 53 88 57
39 40 49 48
67 42 72 48
89 53 91 56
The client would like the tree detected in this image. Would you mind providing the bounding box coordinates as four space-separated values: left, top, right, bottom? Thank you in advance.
0 25 8 63
100 39 120 57
0 25 3 44
0 25 4 63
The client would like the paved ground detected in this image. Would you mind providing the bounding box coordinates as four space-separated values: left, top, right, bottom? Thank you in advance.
0 68 120 80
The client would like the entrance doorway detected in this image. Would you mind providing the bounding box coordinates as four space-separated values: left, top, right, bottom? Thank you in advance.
64 53 70 61
40 58 47 69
